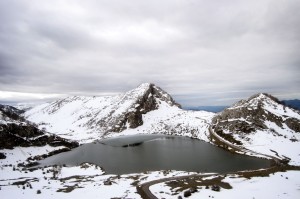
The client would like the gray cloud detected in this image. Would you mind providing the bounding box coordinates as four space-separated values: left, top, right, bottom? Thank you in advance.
0 0 299 106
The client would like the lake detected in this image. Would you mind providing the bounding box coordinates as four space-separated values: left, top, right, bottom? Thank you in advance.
38 134 271 174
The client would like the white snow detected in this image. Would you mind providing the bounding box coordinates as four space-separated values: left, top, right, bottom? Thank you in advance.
150 171 300 199
0 145 65 165
107 100 214 142
0 165 140 199
246 127 300 165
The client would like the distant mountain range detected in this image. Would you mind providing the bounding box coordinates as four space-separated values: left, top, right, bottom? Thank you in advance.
281 99 300 111
184 100 300 113
184 106 228 113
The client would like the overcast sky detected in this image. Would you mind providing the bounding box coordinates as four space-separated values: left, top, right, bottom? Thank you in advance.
0 0 299 106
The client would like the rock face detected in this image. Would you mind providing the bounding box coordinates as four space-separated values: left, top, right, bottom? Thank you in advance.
211 93 300 165
0 105 78 150
0 123 79 150
25 83 182 140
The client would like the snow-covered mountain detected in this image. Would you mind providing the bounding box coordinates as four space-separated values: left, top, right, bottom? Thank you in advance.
25 83 214 143
211 93 300 165
0 104 78 153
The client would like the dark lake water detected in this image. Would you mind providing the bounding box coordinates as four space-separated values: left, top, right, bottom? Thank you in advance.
39 135 271 174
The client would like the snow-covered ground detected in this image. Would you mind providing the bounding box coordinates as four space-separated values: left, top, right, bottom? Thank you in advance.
246 126 300 165
0 145 65 165
151 171 300 199
1 146 299 199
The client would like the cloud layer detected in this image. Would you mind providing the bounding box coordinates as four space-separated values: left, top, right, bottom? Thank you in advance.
0 0 299 106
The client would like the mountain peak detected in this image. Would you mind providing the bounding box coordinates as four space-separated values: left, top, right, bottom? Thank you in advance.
212 93 300 164
136 82 153 89
123 83 181 108
25 83 182 140
248 93 281 103
230 93 282 110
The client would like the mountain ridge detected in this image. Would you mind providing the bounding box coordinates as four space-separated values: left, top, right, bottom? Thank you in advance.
211 93 300 165
25 83 197 142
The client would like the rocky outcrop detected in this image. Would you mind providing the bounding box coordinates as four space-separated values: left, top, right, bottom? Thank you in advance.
285 118 300 133
0 105 79 151
0 152 6 159
0 123 79 149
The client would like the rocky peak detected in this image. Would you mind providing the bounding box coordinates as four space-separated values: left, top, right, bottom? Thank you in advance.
211 93 300 164
212 93 300 145
101 83 181 133
230 93 282 110
123 83 181 109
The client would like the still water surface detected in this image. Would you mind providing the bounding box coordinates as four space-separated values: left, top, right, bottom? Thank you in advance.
39 135 270 174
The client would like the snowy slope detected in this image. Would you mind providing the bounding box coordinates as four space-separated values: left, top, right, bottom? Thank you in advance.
25 83 214 143
111 101 214 142
212 93 300 165
150 171 300 199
